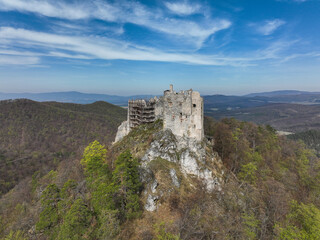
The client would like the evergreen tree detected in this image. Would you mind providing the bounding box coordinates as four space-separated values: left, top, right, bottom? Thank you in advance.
36 184 61 233
111 150 142 221
58 198 93 240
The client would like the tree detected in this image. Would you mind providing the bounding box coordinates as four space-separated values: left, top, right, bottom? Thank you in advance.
80 140 109 179
58 198 93 240
97 209 120 240
278 201 320 240
111 150 142 221
36 184 61 233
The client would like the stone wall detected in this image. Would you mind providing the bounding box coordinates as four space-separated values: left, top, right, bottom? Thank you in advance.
161 86 204 141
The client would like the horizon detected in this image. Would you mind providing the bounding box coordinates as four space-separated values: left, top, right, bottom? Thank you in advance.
1 88 320 97
1 0 320 95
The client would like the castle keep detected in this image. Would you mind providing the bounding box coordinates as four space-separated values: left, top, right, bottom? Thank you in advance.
115 85 204 142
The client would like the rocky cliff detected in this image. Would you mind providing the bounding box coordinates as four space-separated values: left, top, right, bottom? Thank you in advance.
110 120 224 213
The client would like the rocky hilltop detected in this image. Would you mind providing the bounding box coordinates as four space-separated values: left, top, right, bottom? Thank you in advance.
111 120 224 212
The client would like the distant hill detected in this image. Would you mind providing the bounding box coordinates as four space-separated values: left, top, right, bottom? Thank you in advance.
2 90 320 109
245 90 320 97
0 91 155 106
0 99 127 195
2 90 320 108
203 94 270 110
205 103 320 133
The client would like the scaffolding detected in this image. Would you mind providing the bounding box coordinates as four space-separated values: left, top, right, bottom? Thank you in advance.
128 99 156 128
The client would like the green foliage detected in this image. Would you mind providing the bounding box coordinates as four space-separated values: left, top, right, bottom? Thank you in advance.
242 213 260 240
239 162 258 184
97 209 120 240
58 180 78 214
42 170 58 183
278 201 320 240
36 179 95 239
36 184 61 232
289 130 320 157
58 198 93 240
80 141 112 214
29 143 142 240
111 150 142 220
31 170 40 192
81 140 108 177
206 116 320 238
60 179 77 199
238 152 263 184
154 222 181 240
81 146 142 221
3 230 27 240
7 113 320 239
295 149 315 187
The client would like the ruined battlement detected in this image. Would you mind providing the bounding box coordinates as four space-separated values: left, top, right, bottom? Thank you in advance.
114 85 204 142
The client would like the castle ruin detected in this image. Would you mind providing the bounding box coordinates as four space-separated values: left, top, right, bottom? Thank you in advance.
114 85 204 142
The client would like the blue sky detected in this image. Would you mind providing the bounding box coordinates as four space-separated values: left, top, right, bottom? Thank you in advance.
0 0 319 95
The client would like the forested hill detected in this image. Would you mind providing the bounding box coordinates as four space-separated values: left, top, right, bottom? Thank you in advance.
0 99 126 196
1 117 320 239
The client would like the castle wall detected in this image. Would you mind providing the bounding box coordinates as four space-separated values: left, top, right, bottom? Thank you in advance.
114 85 204 143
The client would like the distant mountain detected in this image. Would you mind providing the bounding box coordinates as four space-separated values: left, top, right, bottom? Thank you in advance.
205 103 320 133
203 91 320 112
245 90 320 97
0 91 155 105
203 94 270 110
1 90 320 111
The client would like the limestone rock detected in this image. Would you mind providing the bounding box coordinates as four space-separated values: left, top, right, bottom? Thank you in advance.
170 168 180 188
114 120 129 143
145 194 158 212
141 128 222 191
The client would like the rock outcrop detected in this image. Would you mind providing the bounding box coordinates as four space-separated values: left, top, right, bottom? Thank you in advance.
114 120 129 143
112 120 224 212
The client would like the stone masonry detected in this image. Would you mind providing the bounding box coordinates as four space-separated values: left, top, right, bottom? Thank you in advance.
114 85 204 142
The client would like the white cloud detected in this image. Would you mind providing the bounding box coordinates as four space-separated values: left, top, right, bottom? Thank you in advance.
164 1 201 15
255 19 286 35
2 27 317 67
0 0 90 19
276 0 308 3
0 0 231 48
0 27 255 66
0 54 39 65
253 39 299 60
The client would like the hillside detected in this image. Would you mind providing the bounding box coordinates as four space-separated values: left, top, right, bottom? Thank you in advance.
0 99 126 196
206 103 320 133
1 117 319 239
288 130 320 157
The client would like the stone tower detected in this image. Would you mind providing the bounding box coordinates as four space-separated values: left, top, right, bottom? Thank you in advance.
161 85 204 141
